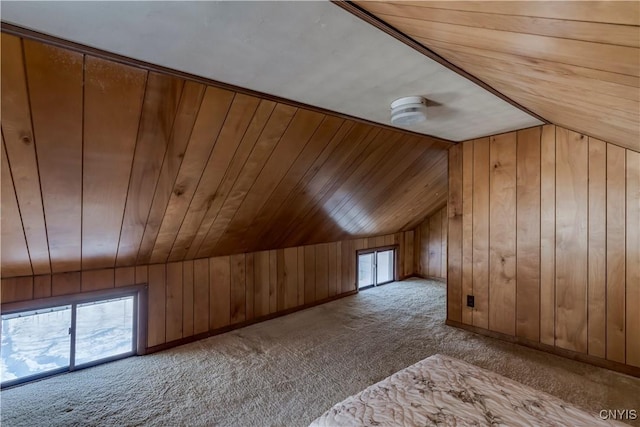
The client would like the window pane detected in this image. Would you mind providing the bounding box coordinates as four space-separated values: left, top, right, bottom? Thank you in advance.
358 253 374 288
1 306 71 384
377 250 394 283
75 296 134 366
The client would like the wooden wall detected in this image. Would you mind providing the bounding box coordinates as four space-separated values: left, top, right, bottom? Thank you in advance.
2 232 415 350
447 124 640 368
413 206 448 280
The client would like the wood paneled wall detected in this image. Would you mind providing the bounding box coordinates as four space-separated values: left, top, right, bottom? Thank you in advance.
2 232 413 349
0 33 450 278
412 206 447 280
447 124 640 368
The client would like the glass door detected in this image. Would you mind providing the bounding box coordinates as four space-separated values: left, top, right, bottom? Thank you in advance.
1 292 137 388
376 249 394 285
358 252 375 289
357 247 396 290
1 305 72 386
74 296 136 368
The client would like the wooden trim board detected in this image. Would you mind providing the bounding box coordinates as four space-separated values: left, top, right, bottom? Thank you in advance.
446 320 640 378
146 289 358 353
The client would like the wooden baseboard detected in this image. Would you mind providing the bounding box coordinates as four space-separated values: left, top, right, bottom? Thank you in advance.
411 274 446 283
146 290 358 354
446 319 640 378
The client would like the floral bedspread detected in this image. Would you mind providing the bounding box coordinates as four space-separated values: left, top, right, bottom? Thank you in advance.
310 354 625 426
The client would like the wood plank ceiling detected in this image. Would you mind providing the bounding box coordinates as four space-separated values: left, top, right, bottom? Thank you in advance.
354 1 640 152
0 34 449 278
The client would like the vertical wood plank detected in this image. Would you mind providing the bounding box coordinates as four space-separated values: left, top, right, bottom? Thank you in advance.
540 125 556 346
367 237 377 249
472 137 490 329
1 141 32 277
448 144 463 323
316 243 329 300
81 268 114 292
1 35 50 275
403 230 414 277
193 258 209 334
336 242 343 293
51 272 81 296
269 250 278 313
555 128 588 353
114 267 135 288
147 264 166 347
277 249 286 311
135 265 148 285
626 150 640 367
297 246 305 306
328 242 338 297
24 40 83 273
230 254 246 324
461 140 474 325
304 246 316 304
413 227 421 276
441 206 448 279
428 211 442 277
276 249 284 311
165 262 183 342
134 265 149 285
33 275 51 299
282 247 297 308
245 253 255 321
384 234 394 247
182 260 194 338
395 233 404 279
254 251 270 318
419 221 429 277
341 240 355 293
82 56 146 269
210 256 231 329
516 127 541 341
1 277 33 303
588 138 607 358
488 132 517 336
606 144 626 363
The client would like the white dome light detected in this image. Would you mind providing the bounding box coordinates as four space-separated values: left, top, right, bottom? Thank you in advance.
390 96 427 126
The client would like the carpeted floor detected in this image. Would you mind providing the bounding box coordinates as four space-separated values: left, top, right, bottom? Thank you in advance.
2 279 639 426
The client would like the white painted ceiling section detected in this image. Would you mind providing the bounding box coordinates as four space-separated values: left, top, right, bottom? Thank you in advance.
2 1 543 141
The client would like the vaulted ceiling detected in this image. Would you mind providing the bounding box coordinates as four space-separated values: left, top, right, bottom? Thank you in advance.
2 1 637 278
1 34 449 277
353 1 640 152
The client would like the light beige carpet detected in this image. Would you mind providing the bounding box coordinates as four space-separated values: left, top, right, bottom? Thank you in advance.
2 279 639 426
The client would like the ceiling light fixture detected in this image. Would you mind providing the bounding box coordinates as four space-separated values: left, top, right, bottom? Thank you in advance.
390 96 427 126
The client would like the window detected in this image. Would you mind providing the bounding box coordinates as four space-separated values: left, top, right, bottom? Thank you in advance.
357 247 396 289
1 293 138 388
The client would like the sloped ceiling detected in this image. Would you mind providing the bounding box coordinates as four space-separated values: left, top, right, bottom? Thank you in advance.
1 34 449 278
0 1 542 141
353 1 640 152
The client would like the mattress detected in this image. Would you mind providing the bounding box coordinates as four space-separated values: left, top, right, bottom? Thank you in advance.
310 354 626 427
